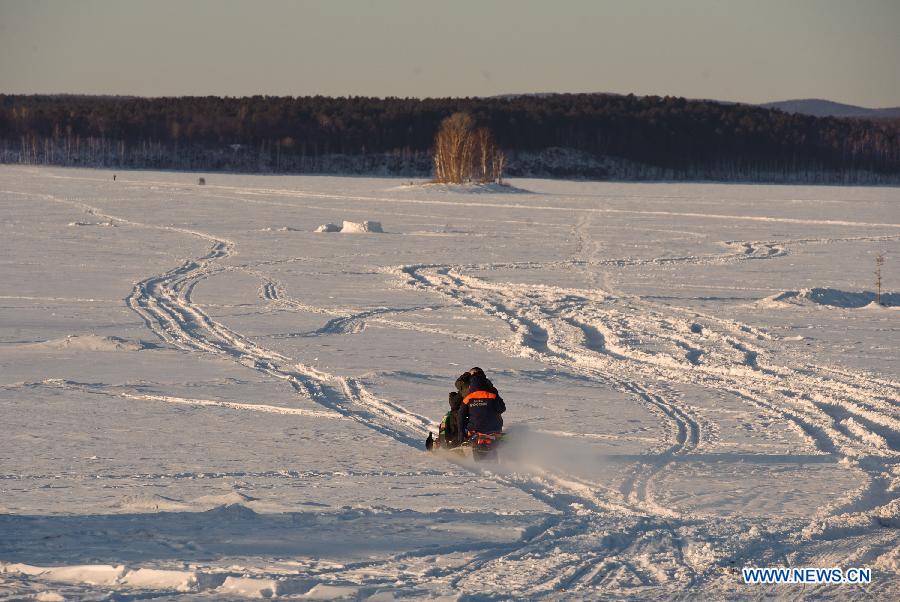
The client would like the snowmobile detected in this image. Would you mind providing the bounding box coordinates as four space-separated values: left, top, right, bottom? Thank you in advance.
425 430 507 462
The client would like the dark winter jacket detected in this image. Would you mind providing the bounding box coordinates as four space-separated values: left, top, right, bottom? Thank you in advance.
457 371 505 438
439 391 463 447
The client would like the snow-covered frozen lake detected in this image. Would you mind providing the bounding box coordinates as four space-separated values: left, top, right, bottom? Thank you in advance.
1 166 898 600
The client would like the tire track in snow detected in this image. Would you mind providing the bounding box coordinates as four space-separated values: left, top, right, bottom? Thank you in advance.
255 271 454 339
391 261 900 550
171 280 681 591
29 190 683 594
112 205 697 594
395 263 703 517
14 378 344 419
19 183 896 596
377 260 711 593
26 191 434 449
389 258 900 593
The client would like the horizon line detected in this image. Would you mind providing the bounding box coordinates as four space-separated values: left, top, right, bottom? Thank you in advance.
2 91 898 111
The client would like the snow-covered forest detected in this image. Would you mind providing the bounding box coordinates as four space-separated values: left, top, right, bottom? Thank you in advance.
2 94 899 183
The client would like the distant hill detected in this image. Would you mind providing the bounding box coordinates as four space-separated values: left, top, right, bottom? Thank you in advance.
496 95 900 120
760 98 900 119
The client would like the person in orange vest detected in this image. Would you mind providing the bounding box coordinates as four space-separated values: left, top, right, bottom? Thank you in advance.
456 367 505 458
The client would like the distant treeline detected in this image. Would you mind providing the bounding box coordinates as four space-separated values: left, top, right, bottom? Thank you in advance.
1 93 898 183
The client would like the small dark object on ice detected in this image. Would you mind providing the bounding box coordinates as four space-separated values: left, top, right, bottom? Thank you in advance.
198 177 206 185
425 432 434 451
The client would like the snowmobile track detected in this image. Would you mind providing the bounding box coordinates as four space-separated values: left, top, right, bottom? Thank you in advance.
15 180 898 598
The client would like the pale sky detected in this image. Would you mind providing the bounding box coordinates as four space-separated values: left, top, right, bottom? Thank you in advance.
1 0 898 107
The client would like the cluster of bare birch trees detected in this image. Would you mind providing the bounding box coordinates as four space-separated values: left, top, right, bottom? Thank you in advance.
433 113 505 184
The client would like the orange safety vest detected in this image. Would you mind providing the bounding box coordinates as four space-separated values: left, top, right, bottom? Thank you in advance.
463 390 497 404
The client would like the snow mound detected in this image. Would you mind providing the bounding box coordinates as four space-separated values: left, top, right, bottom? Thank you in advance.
760 288 899 309
217 576 276 598
1 563 200 594
396 181 530 194
193 491 258 507
1 563 47 576
341 220 383 233
203 503 259 520
873 546 900 572
23 564 127 586
215 576 323 598
68 220 116 227
194 492 260 516
260 226 301 232
121 568 197 591
25 335 146 352
303 584 360 599
314 223 342 233
115 494 191 512
315 220 384 233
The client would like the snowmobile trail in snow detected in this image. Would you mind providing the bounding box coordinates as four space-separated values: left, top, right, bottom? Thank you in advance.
4 171 897 599
15 191 432 450
386 194 899 586
53 183 900 542
23 186 726 595
17 189 693 593
392 259 899 573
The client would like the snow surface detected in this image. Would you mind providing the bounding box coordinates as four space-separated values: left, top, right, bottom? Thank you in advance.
1 166 898 600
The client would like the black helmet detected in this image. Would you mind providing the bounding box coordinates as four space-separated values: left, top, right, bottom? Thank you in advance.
455 372 471 393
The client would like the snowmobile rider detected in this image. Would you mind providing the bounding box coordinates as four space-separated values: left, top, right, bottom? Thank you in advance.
438 391 463 448
456 367 505 444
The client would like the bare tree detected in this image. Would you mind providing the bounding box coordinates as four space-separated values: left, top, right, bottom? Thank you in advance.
434 113 474 184
492 148 506 184
875 253 885 305
474 127 492 182
433 113 505 184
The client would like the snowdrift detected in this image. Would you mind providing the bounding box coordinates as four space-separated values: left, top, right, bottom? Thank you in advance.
260 226 301 232
394 181 530 194
68 220 116 227
313 222 341 233
341 220 383 233
759 288 898 309
315 220 384 233
21 335 146 352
